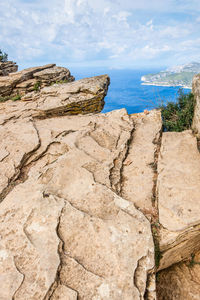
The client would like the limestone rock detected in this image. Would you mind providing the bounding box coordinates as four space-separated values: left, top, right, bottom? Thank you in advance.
157 251 200 300
0 64 74 97
122 110 162 216
192 74 200 136
0 103 157 299
157 130 200 270
0 75 110 124
0 61 18 76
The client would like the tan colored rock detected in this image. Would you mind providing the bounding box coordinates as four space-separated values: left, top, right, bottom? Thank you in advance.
0 120 40 199
0 64 74 97
192 74 200 136
0 180 65 299
33 66 73 84
0 75 110 124
0 61 18 76
157 130 200 270
0 106 156 299
122 110 162 215
50 285 78 300
157 251 200 300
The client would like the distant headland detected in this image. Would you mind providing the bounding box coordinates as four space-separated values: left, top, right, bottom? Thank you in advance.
141 62 200 89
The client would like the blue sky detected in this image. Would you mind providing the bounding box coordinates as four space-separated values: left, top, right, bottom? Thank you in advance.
1 0 200 69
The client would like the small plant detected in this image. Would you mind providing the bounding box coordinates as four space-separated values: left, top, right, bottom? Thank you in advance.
11 94 21 101
0 49 8 62
34 81 41 91
0 96 10 102
50 79 69 86
189 253 200 268
0 94 21 103
159 90 195 132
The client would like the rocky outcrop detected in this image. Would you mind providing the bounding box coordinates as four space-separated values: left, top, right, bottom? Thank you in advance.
156 131 200 271
0 64 74 97
0 105 159 299
1 65 200 299
192 74 200 136
0 69 163 299
0 61 18 76
0 75 110 124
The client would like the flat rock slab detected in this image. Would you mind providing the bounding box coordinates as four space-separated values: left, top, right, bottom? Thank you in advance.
122 110 162 216
157 130 200 270
0 75 110 124
192 74 200 136
0 109 156 300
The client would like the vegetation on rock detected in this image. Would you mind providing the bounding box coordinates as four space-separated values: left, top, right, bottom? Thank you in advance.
159 90 195 132
34 81 41 91
0 49 8 62
0 94 21 102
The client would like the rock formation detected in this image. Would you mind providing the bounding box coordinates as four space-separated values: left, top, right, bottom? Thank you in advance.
192 73 200 136
1 64 200 299
157 250 200 299
0 61 18 76
0 64 74 97
0 75 110 124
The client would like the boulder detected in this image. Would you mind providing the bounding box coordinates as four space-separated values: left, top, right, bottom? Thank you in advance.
0 61 18 76
0 75 110 124
0 64 74 97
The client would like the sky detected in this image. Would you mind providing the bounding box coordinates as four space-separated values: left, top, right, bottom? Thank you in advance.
1 0 200 69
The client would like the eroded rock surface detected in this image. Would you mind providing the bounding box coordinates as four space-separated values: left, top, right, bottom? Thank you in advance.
192 74 200 136
122 110 162 216
157 131 200 270
157 251 200 300
0 64 74 97
0 61 18 76
2 67 200 299
0 75 110 124
0 86 159 299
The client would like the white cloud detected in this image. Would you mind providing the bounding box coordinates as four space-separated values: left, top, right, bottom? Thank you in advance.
0 0 200 68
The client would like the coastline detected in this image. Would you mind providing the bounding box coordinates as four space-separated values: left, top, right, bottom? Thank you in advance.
141 82 192 90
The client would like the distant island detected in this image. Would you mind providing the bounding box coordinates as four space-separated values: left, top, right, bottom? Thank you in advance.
141 62 200 89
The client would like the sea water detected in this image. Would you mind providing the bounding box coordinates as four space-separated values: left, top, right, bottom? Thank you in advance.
70 68 191 115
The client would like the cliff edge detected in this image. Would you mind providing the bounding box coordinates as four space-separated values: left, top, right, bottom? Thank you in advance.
0 64 200 299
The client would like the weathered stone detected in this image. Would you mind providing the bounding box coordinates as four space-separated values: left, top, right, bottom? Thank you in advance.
0 104 156 299
157 130 200 270
33 66 74 84
0 64 74 97
122 110 162 216
0 120 40 199
50 285 78 300
157 251 200 300
192 74 200 136
0 61 18 76
0 180 65 299
0 75 110 124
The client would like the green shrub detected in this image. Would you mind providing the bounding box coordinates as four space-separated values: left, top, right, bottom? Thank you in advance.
0 94 21 103
0 96 10 102
50 79 69 86
11 94 21 101
0 49 8 62
34 81 41 91
159 90 195 132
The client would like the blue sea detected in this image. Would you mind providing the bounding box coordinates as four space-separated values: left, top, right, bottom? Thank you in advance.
71 68 191 114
